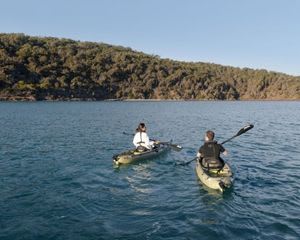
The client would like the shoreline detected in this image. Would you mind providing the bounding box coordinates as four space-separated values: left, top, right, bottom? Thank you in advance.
0 97 299 102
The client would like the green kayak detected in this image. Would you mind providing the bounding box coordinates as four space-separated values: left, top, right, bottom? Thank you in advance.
113 142 171 165
195 158 233 192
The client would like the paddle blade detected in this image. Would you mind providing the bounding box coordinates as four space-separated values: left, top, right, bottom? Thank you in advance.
159 142 183 151
170 144 183 151
236 124 254 136
123 132 134 136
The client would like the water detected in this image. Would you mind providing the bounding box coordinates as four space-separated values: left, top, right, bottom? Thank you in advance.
0 101 299 240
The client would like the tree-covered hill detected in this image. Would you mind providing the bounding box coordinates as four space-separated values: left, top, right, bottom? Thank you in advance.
0 33 299 100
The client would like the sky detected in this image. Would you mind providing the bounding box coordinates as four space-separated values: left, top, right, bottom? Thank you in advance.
1 0 300 76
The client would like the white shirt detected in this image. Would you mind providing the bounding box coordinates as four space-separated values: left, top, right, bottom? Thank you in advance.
133 132 154 149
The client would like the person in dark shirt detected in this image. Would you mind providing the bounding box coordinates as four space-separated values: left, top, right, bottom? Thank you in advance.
197 130 228 170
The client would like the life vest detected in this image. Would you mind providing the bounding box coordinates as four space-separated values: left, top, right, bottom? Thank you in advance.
200 141 224 170
136 132 147 152
137 132 145 145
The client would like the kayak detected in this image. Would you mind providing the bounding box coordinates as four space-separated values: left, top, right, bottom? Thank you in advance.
195 158 233 192
113 142 171 165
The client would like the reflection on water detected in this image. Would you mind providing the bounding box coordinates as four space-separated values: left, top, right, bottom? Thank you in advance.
126 164 153 194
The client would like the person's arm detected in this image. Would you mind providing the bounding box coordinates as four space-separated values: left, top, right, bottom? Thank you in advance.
143 133 152 149
133 133 139 147
220 144 228 156
197 146 203 158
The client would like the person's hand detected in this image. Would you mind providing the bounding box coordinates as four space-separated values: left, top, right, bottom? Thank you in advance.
223 150 228 156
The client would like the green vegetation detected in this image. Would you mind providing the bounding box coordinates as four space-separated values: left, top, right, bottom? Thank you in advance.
0 33 299 100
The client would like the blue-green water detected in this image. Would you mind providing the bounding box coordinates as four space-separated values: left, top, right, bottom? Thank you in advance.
0 101 300 240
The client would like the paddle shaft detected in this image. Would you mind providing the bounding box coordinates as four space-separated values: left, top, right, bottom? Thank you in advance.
221 135 237 145
221 124 254 145
177 157 197 166
179 124 254 166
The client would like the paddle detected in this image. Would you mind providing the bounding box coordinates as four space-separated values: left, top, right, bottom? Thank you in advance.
220 124 254 145
177 157 198 166
122 132 183 151
177 124 254 166
159 141 183 151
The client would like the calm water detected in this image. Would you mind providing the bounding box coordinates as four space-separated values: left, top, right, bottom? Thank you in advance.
0 101 300 240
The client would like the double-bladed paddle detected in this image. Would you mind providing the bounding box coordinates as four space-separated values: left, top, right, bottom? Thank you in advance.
176 124 254 166
122 132 183 151
220 124 254 145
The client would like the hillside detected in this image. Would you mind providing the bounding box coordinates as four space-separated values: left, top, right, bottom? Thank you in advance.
0 33 299 100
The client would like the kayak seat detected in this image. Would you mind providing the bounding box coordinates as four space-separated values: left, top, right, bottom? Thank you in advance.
135 146 149 153
200 157 225 172
136 146 147 152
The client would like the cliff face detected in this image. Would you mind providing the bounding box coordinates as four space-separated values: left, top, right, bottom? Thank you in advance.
0 33 299 100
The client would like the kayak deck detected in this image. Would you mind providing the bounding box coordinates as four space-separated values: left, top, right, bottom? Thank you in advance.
195 159 233 192
113 142 171 165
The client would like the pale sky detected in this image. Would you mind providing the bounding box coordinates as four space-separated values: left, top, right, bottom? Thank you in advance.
1 0 300 76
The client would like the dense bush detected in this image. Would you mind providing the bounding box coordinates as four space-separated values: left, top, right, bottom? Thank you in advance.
0 33 299 100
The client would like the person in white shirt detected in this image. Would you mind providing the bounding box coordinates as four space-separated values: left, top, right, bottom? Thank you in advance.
133 123 155 151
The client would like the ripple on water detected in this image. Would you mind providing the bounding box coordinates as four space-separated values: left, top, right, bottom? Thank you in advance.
1 101 300 240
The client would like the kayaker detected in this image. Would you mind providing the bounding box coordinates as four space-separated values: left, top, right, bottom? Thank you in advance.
133 123 155 151
197 130 228 170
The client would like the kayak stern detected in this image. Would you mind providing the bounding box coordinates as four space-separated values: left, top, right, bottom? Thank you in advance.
196 160 233 192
